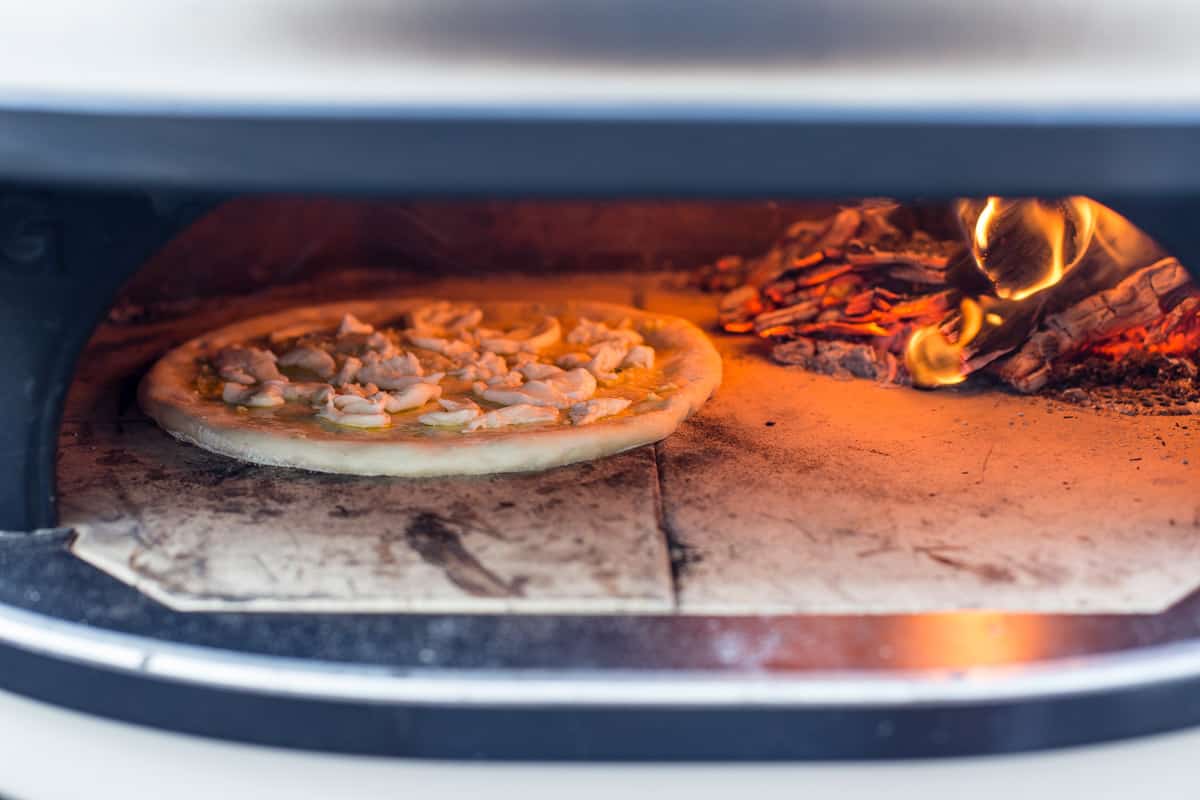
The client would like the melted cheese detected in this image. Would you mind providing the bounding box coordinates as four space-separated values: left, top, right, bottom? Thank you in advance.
214 305 663 435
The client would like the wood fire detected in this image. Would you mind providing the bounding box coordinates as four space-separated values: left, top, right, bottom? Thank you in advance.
698 198 1200 413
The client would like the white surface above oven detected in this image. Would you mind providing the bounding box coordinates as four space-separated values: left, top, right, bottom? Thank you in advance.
1 687 1199 800
0 1 1199 114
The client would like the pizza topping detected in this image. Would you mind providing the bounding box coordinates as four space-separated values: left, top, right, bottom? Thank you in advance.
622 344 655 370
464 404 560 432
474 366 597 409
569 397 632 425
477 379 567 408
205 304 664 434
316 395 391 429
407 332 475 359
273 381 334 404
517 361 564 380
566 317 644 348
584 340 628 382
376 383 443 412
278 345 336 379
221 381 286 408
332 355 362 387
337 313 374 337
450 350 509 382
556 352 590 370
486 371 524 388
357 351 444 390
335 380 380 398
365 331 398 358
410 302 483 334
548 367 597 402
418 398 483 427
215 346 284 385
478 316 561 354
332 392 387 415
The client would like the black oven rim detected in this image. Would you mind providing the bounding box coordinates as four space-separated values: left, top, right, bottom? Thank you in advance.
6 105 1200 201
2 596 1200 759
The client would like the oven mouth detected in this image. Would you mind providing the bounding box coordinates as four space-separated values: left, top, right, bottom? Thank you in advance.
0 187 1199 757
17 194 1188 622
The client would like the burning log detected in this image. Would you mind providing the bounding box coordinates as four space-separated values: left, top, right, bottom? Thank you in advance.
696 198 1200 406
988 258 1191 392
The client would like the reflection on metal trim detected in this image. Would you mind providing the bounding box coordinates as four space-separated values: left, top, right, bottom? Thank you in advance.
1 600 1200 708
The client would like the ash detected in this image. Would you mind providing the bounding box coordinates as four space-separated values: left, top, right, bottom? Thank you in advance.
1045 352 1200 415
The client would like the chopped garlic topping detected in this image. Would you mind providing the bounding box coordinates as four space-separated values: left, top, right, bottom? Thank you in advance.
585 340 629 382
464 404 559 432
622 344 655 370
566 317 643 348
316 395 391 428
517 361 563 380
486 371 524 388
279 346 336 379
569 397 632 425
334 381 380 398
556 352 590 370
216 346 284 385
357 352 443 390
337 313 374 336
407 332 475 358
377 382 442 412
262 380 332 404
221 381 285 408
478 316 561 354
450 350 509 382
332 392 387 415
410 302 483 334
479 380 567 408
547 368 597 403
332 355 362 387
365 331 398 357
476 367 595 408
419 398 483 426
209 305 662 435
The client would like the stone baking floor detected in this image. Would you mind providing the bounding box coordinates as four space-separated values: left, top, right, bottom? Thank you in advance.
60 274 1200 613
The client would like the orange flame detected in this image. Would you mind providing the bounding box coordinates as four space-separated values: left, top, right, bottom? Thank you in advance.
965 197 1096 301
906 197 1102 387
905 298 984 387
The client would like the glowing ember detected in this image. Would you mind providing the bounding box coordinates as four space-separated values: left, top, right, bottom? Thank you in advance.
905 298 982 388
696 197 1200 407
961 197 1096 301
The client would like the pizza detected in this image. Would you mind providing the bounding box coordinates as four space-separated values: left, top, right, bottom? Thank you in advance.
139 298 722 476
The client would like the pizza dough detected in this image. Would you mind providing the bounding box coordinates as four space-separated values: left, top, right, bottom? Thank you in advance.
139 298 722 476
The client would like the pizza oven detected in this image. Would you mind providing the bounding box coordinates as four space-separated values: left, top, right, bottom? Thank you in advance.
4 0 1200 763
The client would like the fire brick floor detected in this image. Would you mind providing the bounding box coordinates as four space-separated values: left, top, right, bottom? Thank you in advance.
61 274 1200 614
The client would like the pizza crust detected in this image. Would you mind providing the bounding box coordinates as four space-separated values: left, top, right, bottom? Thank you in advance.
139 298 722 476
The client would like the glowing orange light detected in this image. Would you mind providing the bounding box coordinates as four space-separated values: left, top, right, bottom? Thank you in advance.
965 197 1097 301
974 196 998 251
905 298 983 387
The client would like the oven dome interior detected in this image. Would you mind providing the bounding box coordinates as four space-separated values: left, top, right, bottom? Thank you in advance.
44 196 1200 617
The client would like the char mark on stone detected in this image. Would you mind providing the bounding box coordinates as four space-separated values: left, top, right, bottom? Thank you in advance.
402 512 524 598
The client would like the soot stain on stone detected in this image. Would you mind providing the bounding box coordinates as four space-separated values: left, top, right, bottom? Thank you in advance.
96 448 141 467
917 549 1016 584
199 462 255 487
400 512 525 598
329 504 372 519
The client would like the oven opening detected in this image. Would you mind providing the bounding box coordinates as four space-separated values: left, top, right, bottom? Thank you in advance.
54 196 1200 617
